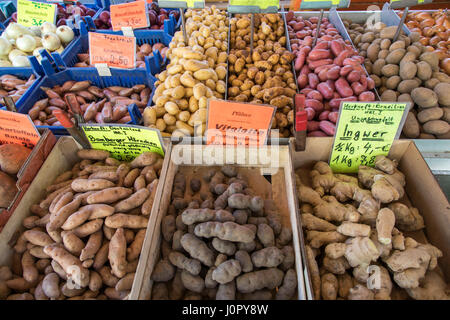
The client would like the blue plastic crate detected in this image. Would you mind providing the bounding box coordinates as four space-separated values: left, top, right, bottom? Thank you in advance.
18 55 158 135
60 21 171 75
0 67 43 111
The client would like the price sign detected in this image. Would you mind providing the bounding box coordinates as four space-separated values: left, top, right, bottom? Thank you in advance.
17 0 57 27
89 32 136 69
206 100 276 146
390 0 432 9
157 0 205 9
110 1 149 31
329 102 409 173
293 0 350 10
0 109 40 149
228 0 279 13
80 124 165 161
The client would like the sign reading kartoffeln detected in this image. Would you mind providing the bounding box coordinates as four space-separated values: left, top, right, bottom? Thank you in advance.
0 109 40 149
80 124 165 161
329 101 409 173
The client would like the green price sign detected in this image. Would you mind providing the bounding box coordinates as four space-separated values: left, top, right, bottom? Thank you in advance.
17 0 56 27
81 124 165 161
329 101 409 173
390 0 432 9
228 0 280 13
157 0 205 9
299 0 350 10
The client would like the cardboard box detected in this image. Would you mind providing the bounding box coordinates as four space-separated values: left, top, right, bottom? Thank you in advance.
0 136 172 299
290 137 450 299
133 143 308 300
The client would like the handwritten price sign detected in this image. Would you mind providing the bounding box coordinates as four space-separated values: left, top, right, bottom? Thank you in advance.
89 32 136 69
110 1 149 31
228 0 279 13
17 0 56 27
390 0 431 9
0 109 40 149
329 102 409 173
81 124 165 161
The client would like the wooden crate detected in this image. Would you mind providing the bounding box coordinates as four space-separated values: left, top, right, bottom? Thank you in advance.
0 136 172 299
132 144 308 300
290 138 450 300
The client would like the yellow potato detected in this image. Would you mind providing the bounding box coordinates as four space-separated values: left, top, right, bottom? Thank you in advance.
164 101 180 115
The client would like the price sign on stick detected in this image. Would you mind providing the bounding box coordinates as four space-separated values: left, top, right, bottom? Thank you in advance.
17 0 57 27
390 0 432 9
329 102 409 173
291 0 350 10
89 32 136 69
157 0 205 9
0 109 40 149
206 100 276 146
110 1 149 31
228 0 279 13
81 124 165 161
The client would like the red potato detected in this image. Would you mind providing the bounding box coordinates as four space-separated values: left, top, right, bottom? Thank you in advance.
328 112 339 124
329 96 357 108
307 120 320 132
359 91 376 101
308 73 319 89
319 120 336 136
305 99 324 113
307 130 328 137
306 90 323 101
319 111 330 121
317 82 334 100
305 108 316 121
335 77 354 98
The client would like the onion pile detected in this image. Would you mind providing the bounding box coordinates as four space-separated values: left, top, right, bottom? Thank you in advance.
0 22 75 67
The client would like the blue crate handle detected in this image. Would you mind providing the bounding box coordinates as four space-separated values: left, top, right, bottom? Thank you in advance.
28 56 45 77
145 54 163 77
128 103 143 125
50 53 67 72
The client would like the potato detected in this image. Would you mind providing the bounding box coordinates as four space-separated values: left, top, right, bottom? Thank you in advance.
411 87 438 108
0 144 32 175
423 120 450 135
0 171 17 208
381 64 399 77
416 61 432 81
434 83 450 107
399 61 417 80
397 80 419 94
385 49 405 64
417 107 444 123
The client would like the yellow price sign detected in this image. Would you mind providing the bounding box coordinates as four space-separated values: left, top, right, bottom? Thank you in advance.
157 0 205 9
329 102 409 173
298 0 349 9
229 0 280 10
17 0 57 27
81 124 165 161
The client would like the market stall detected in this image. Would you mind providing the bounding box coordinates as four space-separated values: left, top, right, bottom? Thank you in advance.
0 0 448 302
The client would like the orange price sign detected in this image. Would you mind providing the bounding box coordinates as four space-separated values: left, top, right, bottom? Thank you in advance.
89 32 136 69
0 109 40 149
206 100 276 146
110 0 149 31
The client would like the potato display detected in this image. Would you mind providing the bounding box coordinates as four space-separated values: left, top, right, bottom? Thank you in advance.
296 155 448 300
73 43 168 68
28 81 152 126
228 13 297 138
0 149 163 300
0 143 32 208
399 10 450 75
142 6 229 137
150 166 297 300
0 74 36 104
287 13 376 137
344 20 450 138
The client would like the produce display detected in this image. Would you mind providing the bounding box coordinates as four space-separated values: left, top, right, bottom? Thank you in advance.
93 3 180 30
399 10 450 75
54 2 98 27
28 81 151 126
0 22 75 67
227 13 296 138
287 13 376 137
0 74 36 104
296 155 449 300
73 43 168 68
150 166 297 300
143 6 229 137
0 149 163 300
344 20 450 139
0 143 32 208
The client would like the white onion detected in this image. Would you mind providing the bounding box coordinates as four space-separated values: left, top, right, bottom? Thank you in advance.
0 60 12 67
34 36 42 47
56 26 75 44
8 49 26 62
42 32 61 51
16 34 36 53
0 37 12 56
29 26 41 37
55 46 64 54
5 23 33 40
12 55 30 67
33 47 45 57
40 22 57 35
